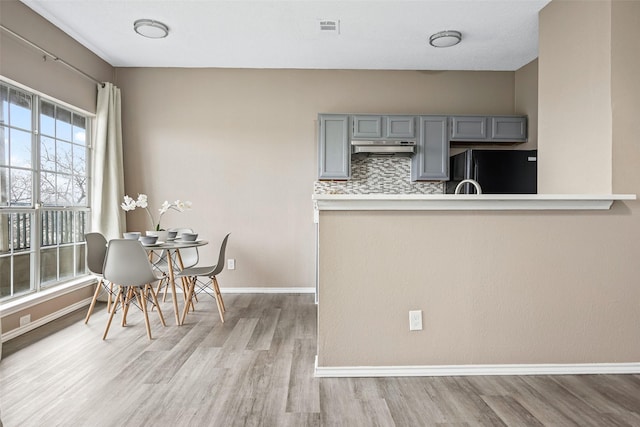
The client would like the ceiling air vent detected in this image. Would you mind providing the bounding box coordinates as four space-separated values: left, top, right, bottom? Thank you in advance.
319 19 340 34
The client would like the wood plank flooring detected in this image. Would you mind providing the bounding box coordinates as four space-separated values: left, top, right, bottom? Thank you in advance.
1 293 640 426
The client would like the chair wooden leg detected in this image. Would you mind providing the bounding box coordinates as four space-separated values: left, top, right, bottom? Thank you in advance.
155 277 163 298
162 281 169 302
210 277 225 323
122 287 134 327
214 293 225 323
134 287 142 307
118 289 126 317
212 276 226 313
103 286 123 340
107 283 114 312
147 284 166 327
180 276 188 301
183 276 196 312
84 278 103 324
180 277 197 325
138 287 153 340
155 275 168 302
192 279 199 304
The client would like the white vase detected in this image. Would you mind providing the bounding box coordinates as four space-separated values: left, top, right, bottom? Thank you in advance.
146 230 169 242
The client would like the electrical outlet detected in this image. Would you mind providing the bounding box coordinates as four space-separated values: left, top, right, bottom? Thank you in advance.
227 259 235 270
409 310 422 331
20 314 31 327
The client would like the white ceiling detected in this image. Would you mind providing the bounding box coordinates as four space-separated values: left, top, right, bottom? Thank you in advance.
21 0 551 71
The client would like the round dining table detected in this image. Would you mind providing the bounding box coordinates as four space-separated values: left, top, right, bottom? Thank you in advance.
144 239 208 326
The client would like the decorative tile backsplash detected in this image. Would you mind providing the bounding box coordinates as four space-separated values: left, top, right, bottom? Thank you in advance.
314 155 444 194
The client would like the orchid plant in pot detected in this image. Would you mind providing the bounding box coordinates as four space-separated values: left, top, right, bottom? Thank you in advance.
121 194 192 240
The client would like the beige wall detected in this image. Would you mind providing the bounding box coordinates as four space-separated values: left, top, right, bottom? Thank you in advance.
0 0 113 113
115 68 517 288
611 0 640 195
0 0 114 337
1 287 94 333
538 0 612 193
317 0 640 367
515 59 538 149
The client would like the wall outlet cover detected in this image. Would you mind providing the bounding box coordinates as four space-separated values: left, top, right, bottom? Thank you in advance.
20 314 31 327
409 310 422 331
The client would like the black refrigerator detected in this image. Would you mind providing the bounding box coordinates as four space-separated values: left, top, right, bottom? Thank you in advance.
445 149 537 194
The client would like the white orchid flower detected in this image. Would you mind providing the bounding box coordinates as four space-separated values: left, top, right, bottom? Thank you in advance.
174 200 186 211
136 193 148 208
121 195 136 211
159 200 171 215
122 194 192 231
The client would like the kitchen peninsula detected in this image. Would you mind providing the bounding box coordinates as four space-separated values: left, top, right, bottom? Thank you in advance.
313 108 639 377
314 192 638 377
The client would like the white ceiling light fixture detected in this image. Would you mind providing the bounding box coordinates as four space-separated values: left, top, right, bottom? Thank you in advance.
429 30 462 48
134 19 169 39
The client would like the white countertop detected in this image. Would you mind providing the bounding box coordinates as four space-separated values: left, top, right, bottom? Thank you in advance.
313 193 636 211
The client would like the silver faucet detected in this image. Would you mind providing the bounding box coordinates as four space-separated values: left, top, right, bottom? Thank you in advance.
454 179 483 194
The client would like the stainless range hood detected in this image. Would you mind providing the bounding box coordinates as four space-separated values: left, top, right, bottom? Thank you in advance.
351 140 416 155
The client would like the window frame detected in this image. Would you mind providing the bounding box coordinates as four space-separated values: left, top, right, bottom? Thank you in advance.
0 77 94 302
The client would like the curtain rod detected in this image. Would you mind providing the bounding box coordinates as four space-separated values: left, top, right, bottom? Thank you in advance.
0 24 105 87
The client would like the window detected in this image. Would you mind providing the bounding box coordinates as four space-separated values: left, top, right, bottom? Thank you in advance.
0 80 91 301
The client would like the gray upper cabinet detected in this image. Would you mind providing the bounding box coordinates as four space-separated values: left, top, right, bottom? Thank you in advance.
317 112 526 182
386 116 415 138
318 114 349 180
490 116 527 142
411 116 449 181
352 115 416 139
352 115 383 138
449 116 488 141
450 115 527 142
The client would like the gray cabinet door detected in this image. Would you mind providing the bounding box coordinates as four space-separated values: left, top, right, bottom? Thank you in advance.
412 116 449 181
490 116 527 141
450 116 488 141
318 114 349 180
352 115 383 138
386 116 415 138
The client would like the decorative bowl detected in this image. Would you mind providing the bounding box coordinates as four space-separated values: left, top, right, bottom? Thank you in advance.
140 235 158 245
180 232 198 241
147 230 169 241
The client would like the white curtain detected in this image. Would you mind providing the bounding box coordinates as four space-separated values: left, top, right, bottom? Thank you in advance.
91 82 125 239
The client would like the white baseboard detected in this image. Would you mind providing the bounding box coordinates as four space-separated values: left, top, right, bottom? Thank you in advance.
314 356 640 377
158 286 315 295
1 297 93 342
219 287 315 294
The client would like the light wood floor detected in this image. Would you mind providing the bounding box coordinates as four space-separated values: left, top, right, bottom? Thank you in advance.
1 293 640 426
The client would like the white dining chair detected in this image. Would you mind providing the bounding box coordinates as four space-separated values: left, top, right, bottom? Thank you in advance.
84 232 114 323
102 239 166 340
176 233 230 324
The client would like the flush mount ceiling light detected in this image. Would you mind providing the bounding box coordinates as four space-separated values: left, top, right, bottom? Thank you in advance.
429 30 462 48
134 19 169 39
